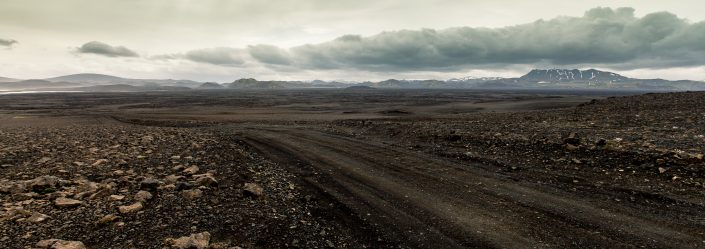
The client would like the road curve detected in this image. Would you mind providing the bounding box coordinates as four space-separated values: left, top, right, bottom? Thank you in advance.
236 126 705 249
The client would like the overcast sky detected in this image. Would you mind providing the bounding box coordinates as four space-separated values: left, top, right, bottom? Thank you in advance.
1 0 705 82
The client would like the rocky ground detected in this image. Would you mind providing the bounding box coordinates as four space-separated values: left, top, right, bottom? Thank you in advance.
1 90 704 248
326 91 705 206
0 120 363 248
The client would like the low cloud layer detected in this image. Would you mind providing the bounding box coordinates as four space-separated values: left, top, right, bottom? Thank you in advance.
238 7 705 71
153 47 246 67
77 41 138 57
183 47 245 66
0 38 17 47
247 45 292 65
147 7 705 78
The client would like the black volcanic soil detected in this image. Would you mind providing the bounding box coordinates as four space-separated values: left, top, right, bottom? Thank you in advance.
327 92 705 203
0 118 371 248
0 89 704 248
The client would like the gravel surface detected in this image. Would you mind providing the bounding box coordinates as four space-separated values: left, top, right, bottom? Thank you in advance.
1 90 704 248
0 121 360 248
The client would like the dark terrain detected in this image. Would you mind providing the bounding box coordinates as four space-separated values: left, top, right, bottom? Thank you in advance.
0 89 704 248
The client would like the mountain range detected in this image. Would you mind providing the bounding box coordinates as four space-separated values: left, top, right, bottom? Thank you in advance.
1 69 704 92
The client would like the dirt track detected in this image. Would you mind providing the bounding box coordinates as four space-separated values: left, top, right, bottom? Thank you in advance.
238 126 704 248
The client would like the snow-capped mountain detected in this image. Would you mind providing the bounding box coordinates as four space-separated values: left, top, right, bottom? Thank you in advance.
446 76 504 83
519 69 629 83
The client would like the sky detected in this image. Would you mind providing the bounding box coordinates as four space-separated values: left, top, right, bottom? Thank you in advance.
1 0 705 82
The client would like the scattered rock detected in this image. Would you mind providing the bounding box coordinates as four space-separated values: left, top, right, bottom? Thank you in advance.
12 192 36 201
118 202 144 214
658 167 668 174
28 175 61 194
109 194 125 201
564 132 580 145
169 232 211 249
36 239 86 249
88 187 113 200
37 157 52 164
160 184 177 191
54 197 82 208
565 144 579 151
36 239 59 248
53 240 87 249
183 166 199 175
26 212 50 223
175 182 193 191
0 180 25 194
135 190 153 202
165 174 185 184
243 183 264 197
91 159 109 167
181 189 203 200
193 173 218 187
96 214 119 225
140 178 161 191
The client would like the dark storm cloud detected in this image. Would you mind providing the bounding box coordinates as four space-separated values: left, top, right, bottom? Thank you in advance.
77 41 139 57
247 44 292 65
248 7 705 71
183 47 245 66
0 38 17 47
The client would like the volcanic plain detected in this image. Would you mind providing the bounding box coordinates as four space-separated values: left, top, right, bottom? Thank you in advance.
1 89 704 248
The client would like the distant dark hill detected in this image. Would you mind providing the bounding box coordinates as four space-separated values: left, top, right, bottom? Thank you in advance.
345 85 376 90
76 84 140 92
310 80 350 88
519 69 629 83
0 80 81 90
374 79 408 88
371 79 463 89
197 82 225 89
44 74 203 88
0 76 20 83
226 78 310 89
45 73 127 83
76 84 191 92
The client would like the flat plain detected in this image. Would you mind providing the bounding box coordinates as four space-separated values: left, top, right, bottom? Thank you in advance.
1 89 704 248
